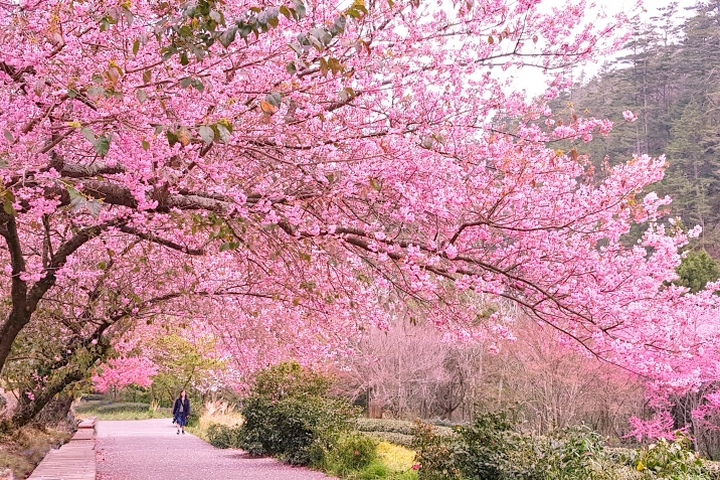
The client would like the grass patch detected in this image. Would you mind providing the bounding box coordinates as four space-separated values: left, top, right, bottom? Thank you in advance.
319 436 418 480
375 441 416 472
0 425 72 479
341 459 418 480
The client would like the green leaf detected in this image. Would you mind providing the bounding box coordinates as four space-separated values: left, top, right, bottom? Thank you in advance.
332 15 347 34
216 124 231 144
166 130 178 147
1 190 16 215
81 127 96 144
87 85 105 98
136 89 147 103
94 135 111 157
190 78 205 93
3 198 15 215
369 177 381 191
310 28 332 46
286 61 297 74
219 26 237 48
209 9 223 24
67 88 78 98
143 69 152 83
199 125 214 145
289 41 303 56
3 130 13 142
66 185 81 201
293 0 306 19
180 51 189 65
279 5 292 19
141 140 150 150
179 77 193 88
133 39 140 55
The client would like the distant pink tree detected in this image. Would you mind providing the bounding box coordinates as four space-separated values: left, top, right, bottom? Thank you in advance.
92 357 157 395
627 411 680 443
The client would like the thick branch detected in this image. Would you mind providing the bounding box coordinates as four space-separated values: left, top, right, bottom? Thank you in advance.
26 220 122 313
118 225 205 255
0 217 29 376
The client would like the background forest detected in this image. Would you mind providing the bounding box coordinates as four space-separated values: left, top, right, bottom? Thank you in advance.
335 0 720 459
555 0 720 255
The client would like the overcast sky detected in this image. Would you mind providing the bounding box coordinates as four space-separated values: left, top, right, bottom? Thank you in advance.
513 0 697 96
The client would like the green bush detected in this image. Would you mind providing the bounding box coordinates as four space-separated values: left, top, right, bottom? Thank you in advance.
411 420 462 480
411 410 720 480
320 433 378 474
357 419 417 435
74 402 150 414
632 435 706 479
364 432 415 448
413 411 621 480
356 418 453 437
537 426 607 480
238 362 357 465
207 423 244 449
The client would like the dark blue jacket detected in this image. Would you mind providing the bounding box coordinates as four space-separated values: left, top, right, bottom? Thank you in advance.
172 397 190 418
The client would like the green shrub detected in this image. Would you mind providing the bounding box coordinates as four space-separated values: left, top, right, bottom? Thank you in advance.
357 419 417 435
238 362 357 465
411 420 462 480
633 435 705 479
207 423 244 449
537 426 607 480
356 418 453 437
75 402 150 414
364 432 415 448
320 433 378 474
413 411 618 480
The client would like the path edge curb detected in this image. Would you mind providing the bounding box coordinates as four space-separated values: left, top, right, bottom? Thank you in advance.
27 417 97 479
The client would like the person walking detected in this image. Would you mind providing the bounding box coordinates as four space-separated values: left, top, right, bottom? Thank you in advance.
172 389 190 435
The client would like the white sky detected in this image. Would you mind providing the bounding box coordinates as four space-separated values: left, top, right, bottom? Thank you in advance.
517 0 697 96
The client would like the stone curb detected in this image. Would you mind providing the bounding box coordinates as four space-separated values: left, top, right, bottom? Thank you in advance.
27 418 96 480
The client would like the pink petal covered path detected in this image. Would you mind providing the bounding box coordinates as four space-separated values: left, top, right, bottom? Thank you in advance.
95 419 336 480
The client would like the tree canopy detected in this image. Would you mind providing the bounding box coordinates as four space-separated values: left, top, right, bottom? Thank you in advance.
1 0 718 427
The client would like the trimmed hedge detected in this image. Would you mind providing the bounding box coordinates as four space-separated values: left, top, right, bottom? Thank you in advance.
74 402 150 414
356 418 453 437
363 431 415 448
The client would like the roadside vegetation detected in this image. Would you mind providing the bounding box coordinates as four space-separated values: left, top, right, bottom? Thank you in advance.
190 362 720 480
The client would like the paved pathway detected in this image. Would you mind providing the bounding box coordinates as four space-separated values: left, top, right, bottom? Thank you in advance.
29 418 96 480
96 419 336 480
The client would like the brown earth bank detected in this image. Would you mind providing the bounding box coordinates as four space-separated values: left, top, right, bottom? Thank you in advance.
0 425 73 479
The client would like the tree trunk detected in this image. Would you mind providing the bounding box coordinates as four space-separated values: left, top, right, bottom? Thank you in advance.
11 369 85 428
0 313 30 377
34 393 74 427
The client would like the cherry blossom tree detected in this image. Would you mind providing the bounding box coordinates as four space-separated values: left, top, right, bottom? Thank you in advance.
92 356 157 395
1 0 718 427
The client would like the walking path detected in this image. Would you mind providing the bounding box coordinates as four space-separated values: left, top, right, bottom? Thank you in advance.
95 418 336 480
28 418 96 480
